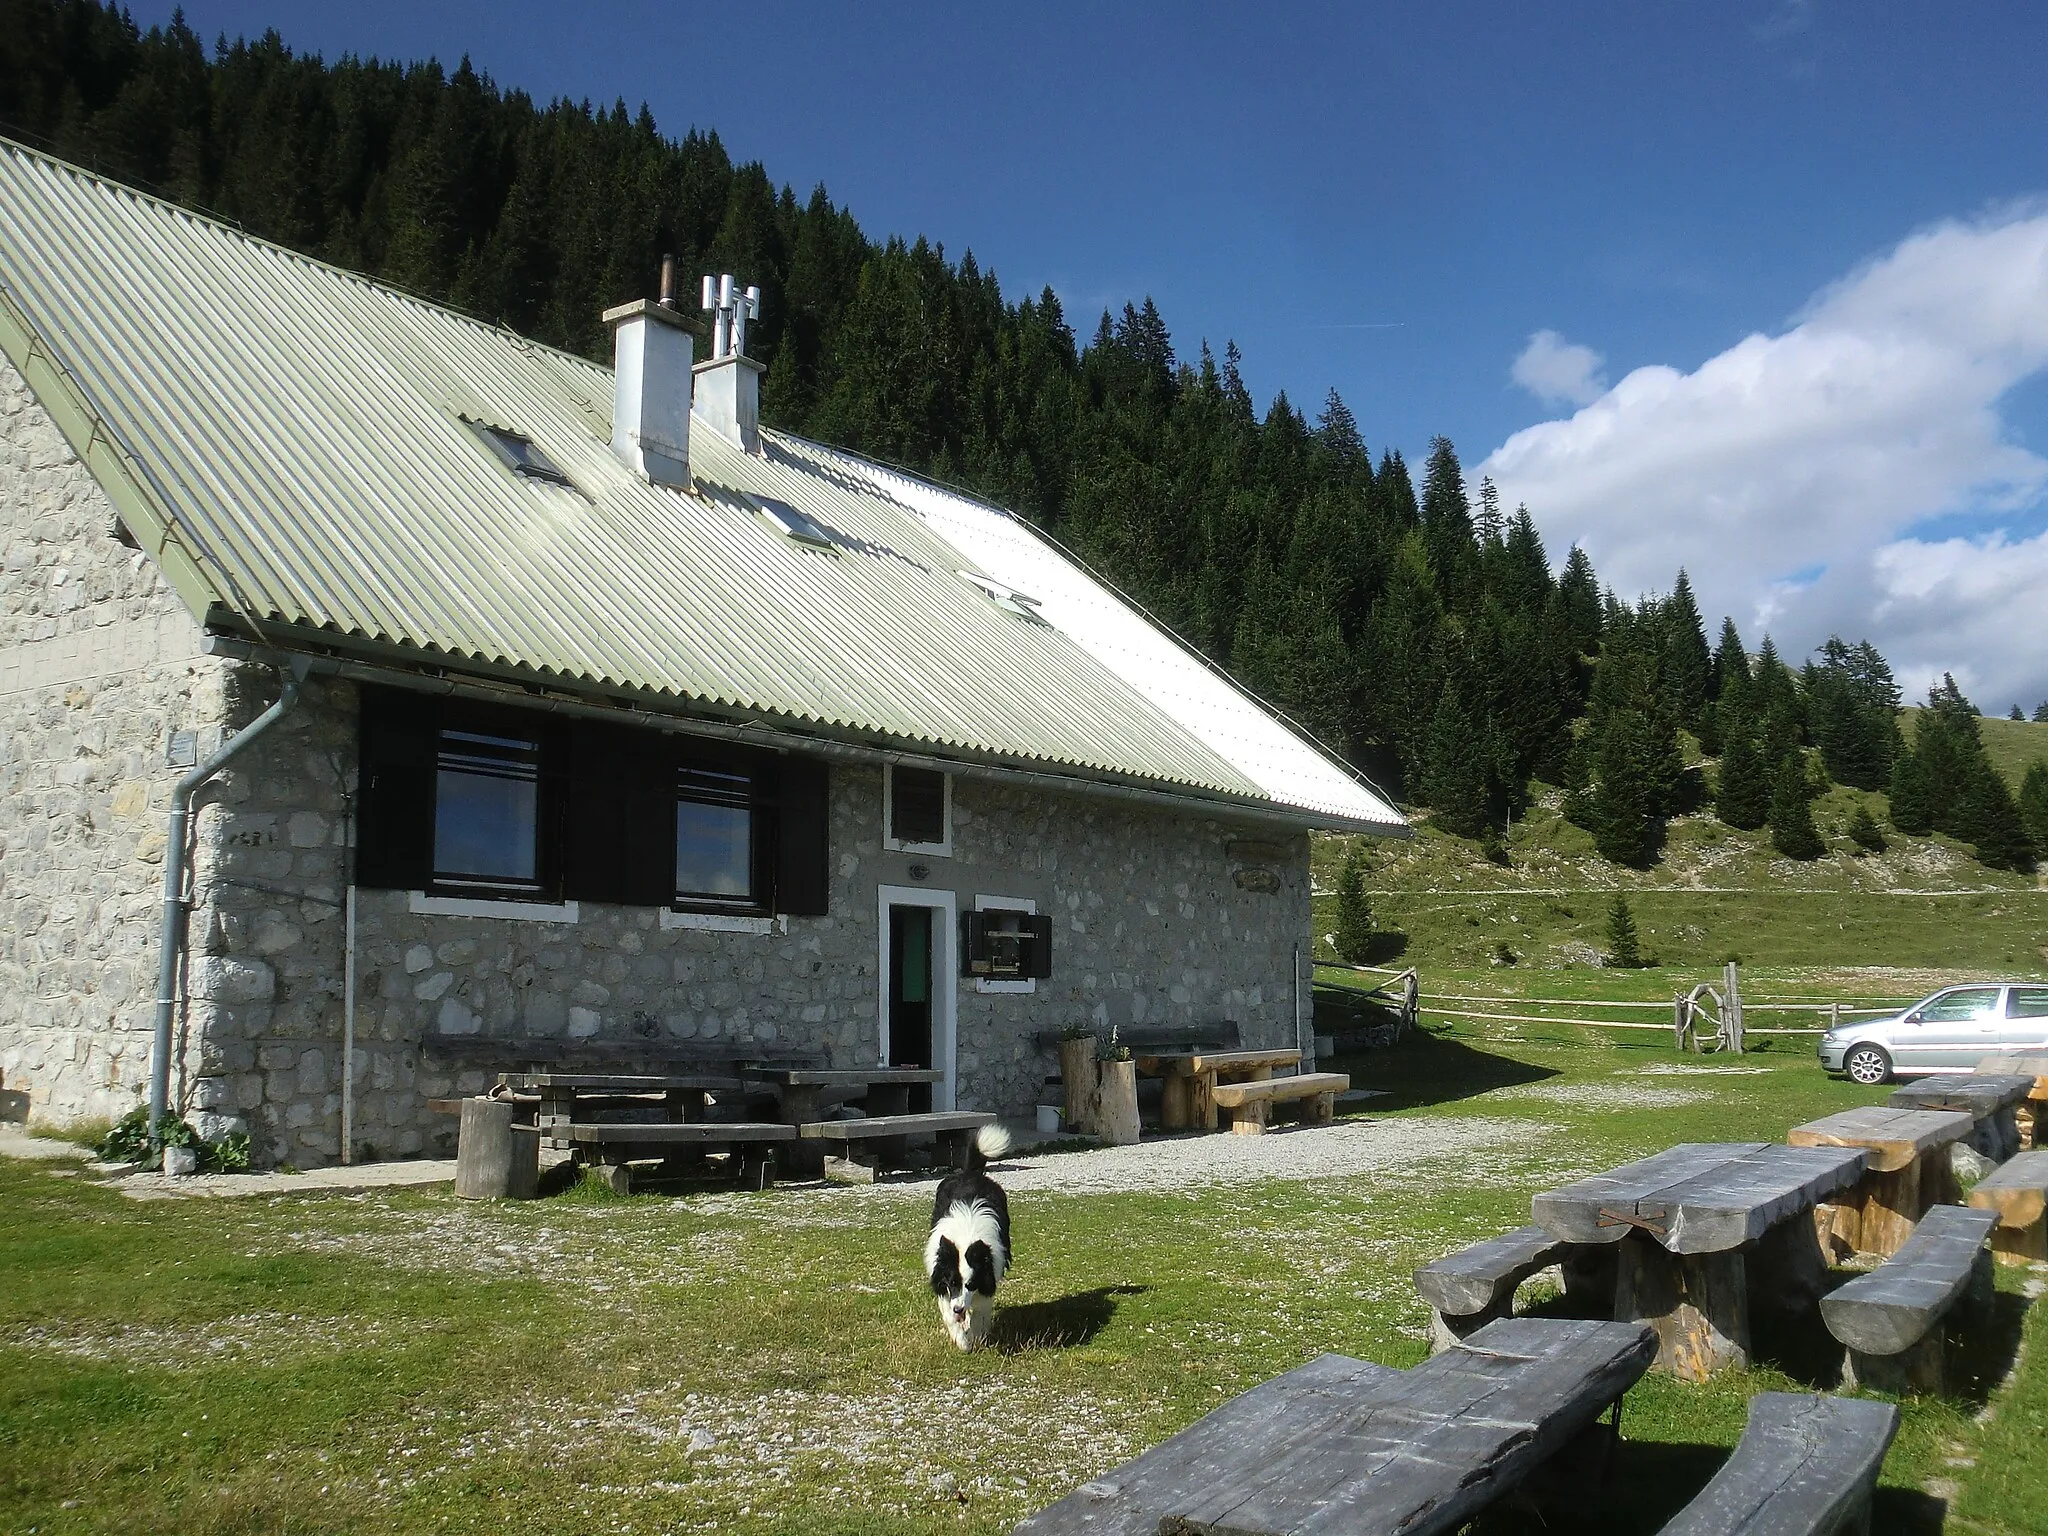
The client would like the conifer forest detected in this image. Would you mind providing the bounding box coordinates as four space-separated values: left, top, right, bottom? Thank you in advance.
3 0 2040 873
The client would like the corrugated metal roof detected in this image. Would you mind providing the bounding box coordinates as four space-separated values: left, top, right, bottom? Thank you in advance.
0 140 1403 831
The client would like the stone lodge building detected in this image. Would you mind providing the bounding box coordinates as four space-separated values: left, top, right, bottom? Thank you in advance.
0 141 1404 1167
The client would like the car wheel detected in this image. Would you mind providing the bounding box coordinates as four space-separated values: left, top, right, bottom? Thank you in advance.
1844 1045 1892 1086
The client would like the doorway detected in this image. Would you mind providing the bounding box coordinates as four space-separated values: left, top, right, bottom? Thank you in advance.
878 885 956 1110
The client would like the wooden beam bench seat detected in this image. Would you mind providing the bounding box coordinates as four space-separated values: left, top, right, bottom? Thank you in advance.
1966 1148 2048 1264
1012 1317 1656 1536
1888 1074 2034 1163
1209 1071 1350 1135
1657 1392 1898 1536
1415 1224 1574 1350
565 1121 796 1193
1819 1203 1998 1393
800 1110 998 1170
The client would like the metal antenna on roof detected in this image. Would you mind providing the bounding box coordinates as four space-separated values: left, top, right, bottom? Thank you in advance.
699 272 762 360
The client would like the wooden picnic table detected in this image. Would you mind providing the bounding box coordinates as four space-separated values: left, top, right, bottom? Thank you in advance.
1134 1047 1302 1130
1788 1105 1975 1257
1889 1073 2035 1161
1012 1317 1657 1535
1976 1054 2048 1147
743 1065 947 1175
1532 1141 1867 1381
496 1071 743 1148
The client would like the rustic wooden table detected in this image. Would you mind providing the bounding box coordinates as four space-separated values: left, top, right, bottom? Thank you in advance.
497 1071 743 1146
1976 1055 2048 1147
1135 1047 1302 1130
1531 1141 1867 1381
742 1066 947 1174
1889 1073 2036 1161
1011 1317 1657 1536
1788 1105 1975 1257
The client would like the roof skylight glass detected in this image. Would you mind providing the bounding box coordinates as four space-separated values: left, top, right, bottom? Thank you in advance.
751 495 835 548
467 418 573 487
959 570 1047 623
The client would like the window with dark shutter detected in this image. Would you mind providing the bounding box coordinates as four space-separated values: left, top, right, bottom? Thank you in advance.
354 687 437 891
562 722 674 907
775 756 831 916
675 759 763 911
888 765 948 848
433 729 547 895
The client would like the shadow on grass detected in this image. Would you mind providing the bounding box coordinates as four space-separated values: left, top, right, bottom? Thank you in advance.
993 1284 1147 1354
1334 1026 1560 1112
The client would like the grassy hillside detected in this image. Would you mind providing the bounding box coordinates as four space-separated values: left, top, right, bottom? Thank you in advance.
1315 778 2048 978
1968 711 2048 792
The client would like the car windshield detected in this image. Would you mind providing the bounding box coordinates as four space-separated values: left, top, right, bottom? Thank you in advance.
1914 986 2002 1022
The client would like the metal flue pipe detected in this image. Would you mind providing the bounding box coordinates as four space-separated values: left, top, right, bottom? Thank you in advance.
148 672 304 1153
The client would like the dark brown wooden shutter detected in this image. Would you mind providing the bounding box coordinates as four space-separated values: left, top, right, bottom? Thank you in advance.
354 686 437 891
890 766 946 844
774 754 830 916
1023 913 1054 979
562 721 675 907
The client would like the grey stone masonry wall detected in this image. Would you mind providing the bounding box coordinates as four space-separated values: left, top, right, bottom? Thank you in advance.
0 353 221 1127
192 680 1312 1166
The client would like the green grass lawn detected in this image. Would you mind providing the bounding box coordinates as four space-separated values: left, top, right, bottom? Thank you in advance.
4 1014 2045 1534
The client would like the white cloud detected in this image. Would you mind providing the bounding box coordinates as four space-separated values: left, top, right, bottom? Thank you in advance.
1510 329 1608 407
1481 204 2048 710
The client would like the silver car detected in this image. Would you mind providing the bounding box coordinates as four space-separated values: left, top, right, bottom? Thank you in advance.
1818 982 2048 1085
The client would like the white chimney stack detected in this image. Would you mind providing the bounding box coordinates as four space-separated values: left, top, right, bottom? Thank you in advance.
603 256 694 488
694 271 764 453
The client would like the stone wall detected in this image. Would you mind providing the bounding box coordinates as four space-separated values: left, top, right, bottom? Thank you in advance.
0 353 222 1127
192 676 1313 1166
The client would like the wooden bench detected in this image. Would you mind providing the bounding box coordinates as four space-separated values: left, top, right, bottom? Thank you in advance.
1138 1047 1303 1131
799 1110 998 1170
1415 1225 1574 1350
1966 1148 2048 1264
1208 1071 1349 1135
1820 1202 1997 1393
1012 1317 1657 1536
1657 1392 1898 1536
1888 1074 2034 1163
1032 1022 1242 1055
565 1121 796 1193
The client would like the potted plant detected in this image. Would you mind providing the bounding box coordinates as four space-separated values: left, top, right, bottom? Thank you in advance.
1093 1025 1141 1146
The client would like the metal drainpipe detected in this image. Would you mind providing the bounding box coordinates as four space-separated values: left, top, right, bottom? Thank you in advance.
148 671 305 1154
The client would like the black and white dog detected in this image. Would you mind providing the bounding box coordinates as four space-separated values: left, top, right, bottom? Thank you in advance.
924 1124 1014 1351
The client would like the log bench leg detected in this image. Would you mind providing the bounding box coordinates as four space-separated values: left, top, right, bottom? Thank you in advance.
1563 1245 1619 1316
1193 1072 1218 1132
1830 1162 1925 1258
1844 1331 1945 1396
1227 1100 1271 1136
1615 1233 1750 1382
780 1086 826 1179
1308 1091 1336 1127
734 1149 775 1192
1750 1208 1834 1314
1990 1216 2048 1265
1427 1298 1509 1354
595 1158 634 1196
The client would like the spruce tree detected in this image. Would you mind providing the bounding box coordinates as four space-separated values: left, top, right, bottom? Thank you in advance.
1422 682 1494 839
1590 713 1657 866
1714 713 1771 830
1768 754 1826 860
1955 760 2035 873
2023 761 2048 853
2012 706 2026 722
1661 572 1712 731
1333 842 1375 963
2034 703 2048 724
1846 802 1886 853
1605 893 1644 968
1888 746 1934 835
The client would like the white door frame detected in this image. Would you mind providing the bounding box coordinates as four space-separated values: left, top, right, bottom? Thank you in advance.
877 884 958 1110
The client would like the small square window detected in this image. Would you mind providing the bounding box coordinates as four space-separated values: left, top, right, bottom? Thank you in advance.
467 418 574 487
887 765 948 850
751 494 835 548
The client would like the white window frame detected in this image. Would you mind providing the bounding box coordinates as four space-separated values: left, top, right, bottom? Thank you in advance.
972 893 1037 994
882 763 952 857
409 892 579 924
877 884 957 1111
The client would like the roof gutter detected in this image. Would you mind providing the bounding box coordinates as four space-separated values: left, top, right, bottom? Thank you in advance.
148 664 306 1156
204 636 1409 839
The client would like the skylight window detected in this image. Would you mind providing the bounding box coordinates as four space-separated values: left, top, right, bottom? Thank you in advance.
467 418 573 487
959 570 1047 623
751 494 835 548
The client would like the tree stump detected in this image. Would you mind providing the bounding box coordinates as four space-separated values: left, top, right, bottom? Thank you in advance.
1095 1059 1141 1146
1615 1233 1749 1382
454 1096 539 1200
1059 1038 1098 1135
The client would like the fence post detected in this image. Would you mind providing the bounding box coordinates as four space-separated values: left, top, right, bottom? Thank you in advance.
1830 1002 1839 1032
1673 993 1686 1051
1724 961 1743 1053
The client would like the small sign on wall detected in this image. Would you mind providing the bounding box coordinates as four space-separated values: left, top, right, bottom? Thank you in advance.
166 729 198 770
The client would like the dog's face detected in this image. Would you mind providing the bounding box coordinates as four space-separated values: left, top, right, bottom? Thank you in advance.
928 1233 999 1350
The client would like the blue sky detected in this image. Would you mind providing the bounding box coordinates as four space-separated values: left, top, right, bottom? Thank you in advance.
134 0 2048 704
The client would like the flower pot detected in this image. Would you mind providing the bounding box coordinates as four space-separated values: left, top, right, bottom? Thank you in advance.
1035 1104 1062 1135
1094 1059 1141 1147
162 1144 200 1177
1057 1037 1098 1135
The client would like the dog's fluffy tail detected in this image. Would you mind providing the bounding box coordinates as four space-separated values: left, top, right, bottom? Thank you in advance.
967 1122 1012 1172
